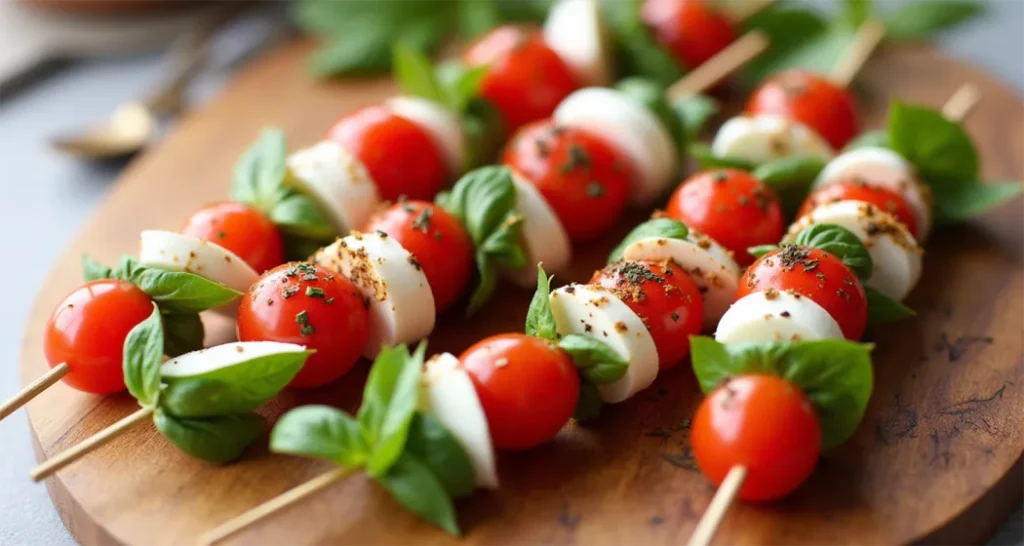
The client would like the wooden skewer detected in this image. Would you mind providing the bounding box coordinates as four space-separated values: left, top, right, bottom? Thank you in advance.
686 465 747 546
0 363 69 421
30 406 153 481
722 0 776 24
666 30 769 100
198 466 355 546
830 17 887 88
942 83 981 123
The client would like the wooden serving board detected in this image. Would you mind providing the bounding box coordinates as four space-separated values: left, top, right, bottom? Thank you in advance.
21 40 1024 545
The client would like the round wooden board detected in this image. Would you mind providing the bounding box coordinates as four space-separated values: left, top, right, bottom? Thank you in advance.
20 40 1024 546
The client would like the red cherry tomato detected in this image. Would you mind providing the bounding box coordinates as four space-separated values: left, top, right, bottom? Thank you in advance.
589 260 703 369
503 120 633 241
43 279 154 394
459 333 579 450
641 0 737 70
237 262 369 388
327 105 448 202
465 26 581 133
745 69 859 150
738 246 868 340
799 180 919 238
362 200 474 313
665 169 785 265
181 201 285 274
691 374 821 502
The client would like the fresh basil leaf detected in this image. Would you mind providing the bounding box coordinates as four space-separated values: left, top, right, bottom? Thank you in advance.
270 405 368 468
307 31 394 77
404 413 475 498
359 343 425 477
791 224 873 279
672 94 719 141
394 42 446 103
690 336 874 449
888 101 979 191
436 61 490 114
616 77 686 153
81 254 112 281
753 156 828 216
160 350 311 417
558 334 628 384
608 218 689 264
123 304 164 407
841 0 873 29
161 313 205 358
690 143 755 171
524 264 558 341
748 24 856 86
282 233 330 263
844 130 889 152
469 212 526 315
461 98 505 168
884 0 984 39
933 180 1024 223
269 191 336 241
231 128 288 212
739 6 829 85
601 0 684 87
574 380 604 422
115 257 242 314
494 0 553 22
865 286 916 324
155 411 265 464
456 0 502 37
375 451 461 536
748 244 779 258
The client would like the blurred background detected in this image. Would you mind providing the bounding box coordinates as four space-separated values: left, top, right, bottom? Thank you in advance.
0 0 1021 544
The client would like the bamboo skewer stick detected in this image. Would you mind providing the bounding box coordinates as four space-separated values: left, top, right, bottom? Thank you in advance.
30 406 153 481
666 30 769 100
0 363 69 421
198 466 356 546
687 466 747 546
831 17 887 88
942 83 981 122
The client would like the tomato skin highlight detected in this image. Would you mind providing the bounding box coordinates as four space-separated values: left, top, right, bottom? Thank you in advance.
665 169 785 266
459 333 579 451
466 26 581 134
237 262 369 388
691 374 821 502
641 0 737 70
503 120 633 242
327 105 448 202
43 279 154 394
362 200 474 313
589 260 704 369
799 180 919 239
181 201 285 274
745 69 859 150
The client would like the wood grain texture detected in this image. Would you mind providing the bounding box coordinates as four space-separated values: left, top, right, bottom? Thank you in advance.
19 40 1024 545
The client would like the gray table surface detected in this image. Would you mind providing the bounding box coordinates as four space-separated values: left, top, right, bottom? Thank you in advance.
1 2 1021 545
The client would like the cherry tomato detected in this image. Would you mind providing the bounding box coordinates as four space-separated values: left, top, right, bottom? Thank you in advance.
362 200 474 313
181 201 285 274
738 246 868 340
459 333 579 450
745 69 859 150
465 26 581 133
43 279 154 394
238 262 369 388
665 169 785 265
327 105 448 202
799 180 919 238
589 260 703 369
641 0 737 70
691 374 821 502
503 120 633 241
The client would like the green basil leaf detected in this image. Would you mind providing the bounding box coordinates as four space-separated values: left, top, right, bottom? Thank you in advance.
494 0 554 22
865 286 916 324
468 213 526 315
115 257 242 314
616 77 686 153
358 343 426 477
601 0 684 87
161 313 205 358
154 411 265 464
574 380 604 422
160 349 311 417
756 25 857 83
748 244 779 259
270 405 368 468
558 334 628 384
791 224 874 279
461 98 505 168
884 0 984 39
888 101 979 191
404 413 475 498
81 254 112 281
753 156 828 216
608 218 690 264
307 31 393 77
690 143 756 171
933 180 1024 223
375 451 461 536
123 303 164 407
456 0 502 37
269 191 336 241
231 128 288 212
436 61 490 114
393 42 446 103
739 6 829 86
524 264 558 341
690 336 874 449
841 0 873 29
672 94 719 141
843 130 890 152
